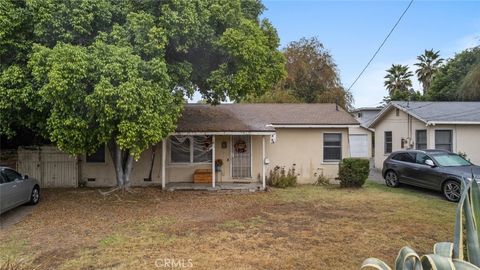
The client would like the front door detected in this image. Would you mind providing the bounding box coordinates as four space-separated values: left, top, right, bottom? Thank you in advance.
231 135 252 179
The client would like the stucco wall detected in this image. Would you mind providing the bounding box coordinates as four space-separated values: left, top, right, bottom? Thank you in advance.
80 128 351 187
81 143 163 187
265 128 350 184
373 108 480 169
373 108 425 169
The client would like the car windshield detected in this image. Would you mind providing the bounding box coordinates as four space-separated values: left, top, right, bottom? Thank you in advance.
431 153 471 167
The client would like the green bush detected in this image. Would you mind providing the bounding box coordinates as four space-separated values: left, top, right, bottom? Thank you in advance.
338 158 369 188
268 165 297 188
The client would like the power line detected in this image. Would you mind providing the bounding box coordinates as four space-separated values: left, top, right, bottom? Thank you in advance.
347 0 414 92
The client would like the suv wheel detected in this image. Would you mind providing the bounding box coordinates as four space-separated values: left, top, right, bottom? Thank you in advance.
385 170 399 187
443 180 460 202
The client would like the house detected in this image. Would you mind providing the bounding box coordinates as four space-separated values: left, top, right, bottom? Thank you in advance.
369 101 480 169
18 103 362 189
347 107 381 160
351 107 383 127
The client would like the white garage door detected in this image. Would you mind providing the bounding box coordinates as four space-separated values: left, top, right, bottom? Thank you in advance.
349 134 369 158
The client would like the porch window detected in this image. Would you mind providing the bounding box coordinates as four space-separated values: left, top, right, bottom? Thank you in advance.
435 130 453 152
416 130 427 150
86 145 105 163
323 133 342 161
170 135 212 163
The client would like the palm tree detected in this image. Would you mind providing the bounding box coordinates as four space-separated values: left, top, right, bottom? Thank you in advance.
384 64 413 96
414 49 444 95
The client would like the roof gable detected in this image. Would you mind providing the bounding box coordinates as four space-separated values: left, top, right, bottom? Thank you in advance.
368 101 480 128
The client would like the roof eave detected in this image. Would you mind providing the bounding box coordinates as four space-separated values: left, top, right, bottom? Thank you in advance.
173 131 276 135
267 124 360 128
426 121 480 126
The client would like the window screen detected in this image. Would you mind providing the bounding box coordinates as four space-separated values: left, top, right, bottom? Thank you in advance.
416 130 427 150
86 146 106 163
170 136 212 163
170 136 191 163
435 130 452 152
323 133 342 161
193 136 212 163
385 131 393 154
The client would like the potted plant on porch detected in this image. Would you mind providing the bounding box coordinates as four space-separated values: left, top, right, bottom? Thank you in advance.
215 159 223 172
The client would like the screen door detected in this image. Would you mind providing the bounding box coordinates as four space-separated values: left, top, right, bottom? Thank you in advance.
231 135 252 178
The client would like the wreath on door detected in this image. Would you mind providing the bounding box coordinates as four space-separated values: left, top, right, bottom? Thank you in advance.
234 139 247 153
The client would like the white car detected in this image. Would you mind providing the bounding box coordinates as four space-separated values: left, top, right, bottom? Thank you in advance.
0 166 40 214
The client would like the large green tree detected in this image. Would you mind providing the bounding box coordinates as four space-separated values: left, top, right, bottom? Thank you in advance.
0 0 285 188
246 37 353 109
384 64 413 96
414 49 443 95
429 46 480 101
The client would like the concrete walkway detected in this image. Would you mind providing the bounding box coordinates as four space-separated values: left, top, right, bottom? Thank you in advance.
368 169 384 184
166 182 264 192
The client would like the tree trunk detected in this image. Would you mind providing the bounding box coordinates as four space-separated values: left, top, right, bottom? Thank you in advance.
107 140 134 190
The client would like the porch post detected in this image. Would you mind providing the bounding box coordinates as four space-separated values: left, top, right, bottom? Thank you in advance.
212 135 216 188
161 139 166 190
262 135 266 190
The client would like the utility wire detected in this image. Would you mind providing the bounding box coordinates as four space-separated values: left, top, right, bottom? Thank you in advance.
347 0 414 92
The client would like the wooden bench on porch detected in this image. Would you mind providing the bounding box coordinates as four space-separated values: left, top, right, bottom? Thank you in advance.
193 169 212 184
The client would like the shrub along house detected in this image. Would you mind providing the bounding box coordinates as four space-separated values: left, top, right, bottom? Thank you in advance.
18 104 361 189
369 101 480 169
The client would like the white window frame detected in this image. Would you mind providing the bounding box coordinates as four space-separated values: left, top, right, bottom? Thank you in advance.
169 136 213 165
434 129 453 152
323 133 342 162
415 129 427 150
384 131 393 155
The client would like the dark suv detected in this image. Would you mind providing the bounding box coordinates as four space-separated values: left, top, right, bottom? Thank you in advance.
382 149 480 201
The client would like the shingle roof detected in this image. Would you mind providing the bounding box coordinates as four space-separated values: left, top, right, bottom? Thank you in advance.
393 101 480 123
369 101 480 127
176 103 359 133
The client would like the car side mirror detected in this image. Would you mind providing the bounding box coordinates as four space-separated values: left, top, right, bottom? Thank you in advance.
425 160 435 167
23 175 29 180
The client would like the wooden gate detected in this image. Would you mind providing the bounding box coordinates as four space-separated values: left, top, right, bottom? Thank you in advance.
17 146 78 188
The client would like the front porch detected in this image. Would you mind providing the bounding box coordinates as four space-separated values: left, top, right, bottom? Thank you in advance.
165 182 264 192
159 132 274 191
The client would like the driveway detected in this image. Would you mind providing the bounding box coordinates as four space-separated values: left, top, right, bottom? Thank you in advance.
369 169 444 200
369 169 384 184
0 206 34 230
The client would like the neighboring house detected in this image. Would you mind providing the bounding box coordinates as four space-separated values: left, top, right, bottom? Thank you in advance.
369 101 480 169
18 104 362 189
348 107 381 159
351 107 383 127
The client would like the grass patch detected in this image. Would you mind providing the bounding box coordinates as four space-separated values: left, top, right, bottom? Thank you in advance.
0 183 456 269
0 238 28 263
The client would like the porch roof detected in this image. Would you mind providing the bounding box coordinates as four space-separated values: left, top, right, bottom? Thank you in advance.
176 103 359 133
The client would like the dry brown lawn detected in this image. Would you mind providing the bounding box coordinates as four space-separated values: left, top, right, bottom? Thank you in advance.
0 182 456 270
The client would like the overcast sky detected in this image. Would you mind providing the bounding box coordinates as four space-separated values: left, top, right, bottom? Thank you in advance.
262 0 480 108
